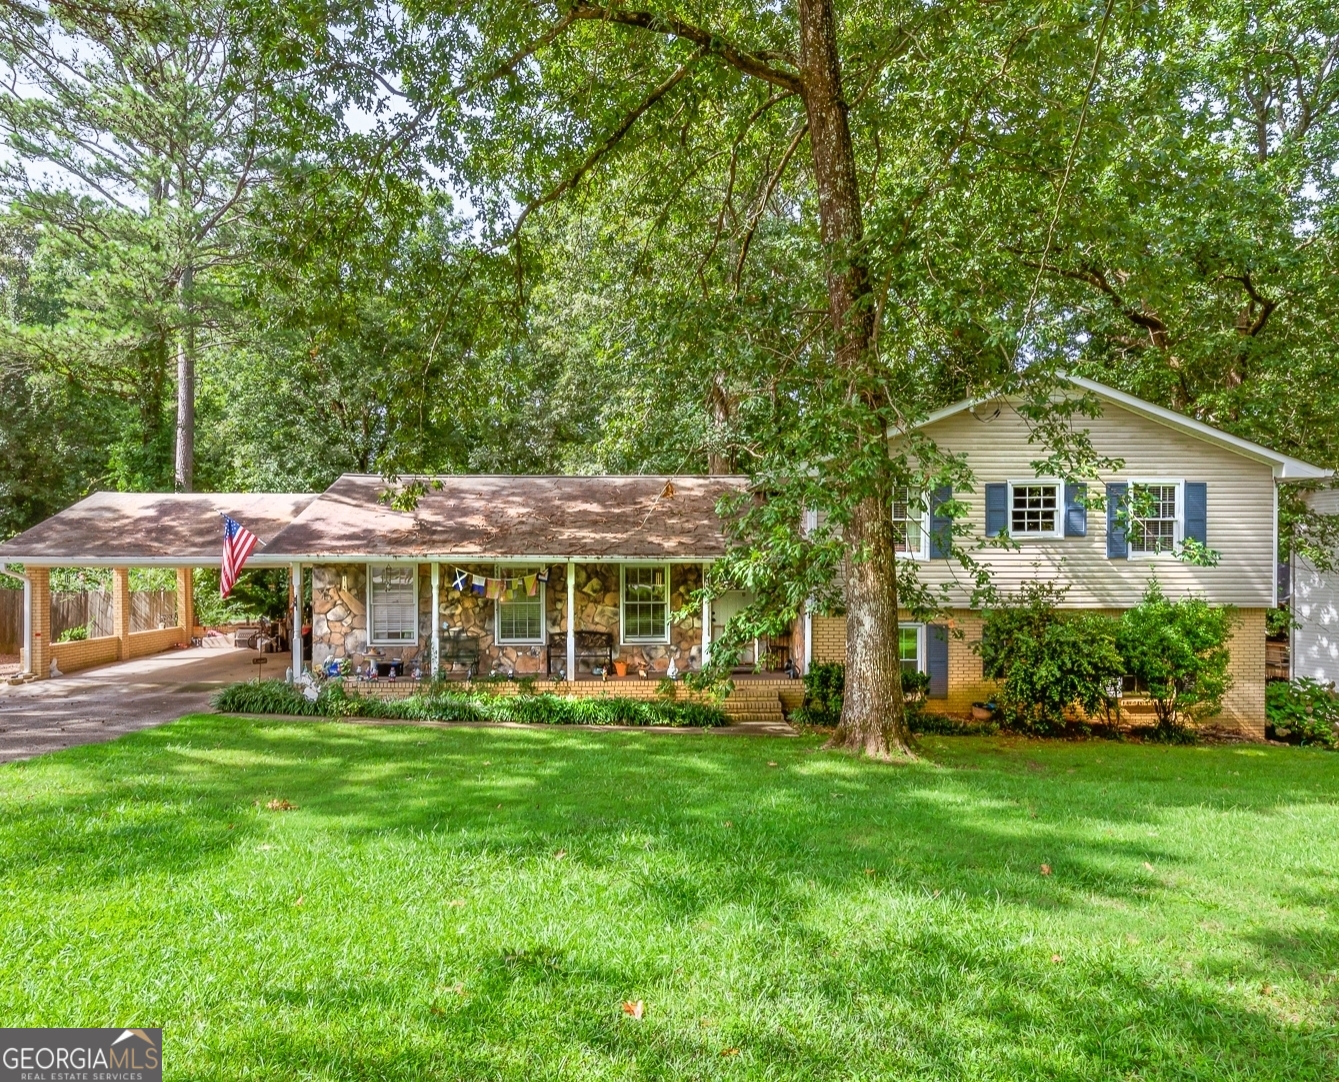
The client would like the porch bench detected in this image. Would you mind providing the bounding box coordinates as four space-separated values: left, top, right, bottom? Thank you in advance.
547 631 614 678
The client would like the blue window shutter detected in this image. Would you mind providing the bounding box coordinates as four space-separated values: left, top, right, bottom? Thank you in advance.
984 483 1008 537
1184 482 1207 544
929 485 953 558
927 624 949 699
1106 482 1128 559
1064 482 1087 537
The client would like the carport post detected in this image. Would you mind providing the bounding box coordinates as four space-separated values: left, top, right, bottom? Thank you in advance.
176 567 194 643
290 562 303 681
21 570 31 675
112 567 131 661
566 560 576 681
26 567 51 678
701 562 711 670
430 562 441 676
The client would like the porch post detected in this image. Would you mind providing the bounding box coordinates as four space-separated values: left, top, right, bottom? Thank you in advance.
430 562 441 677
21 570 32 675
176 566 194 645
112 567 131 661
803 600 813 674
566 560 576 681
700 562 710 670
25 569 51 678
290 562 303 681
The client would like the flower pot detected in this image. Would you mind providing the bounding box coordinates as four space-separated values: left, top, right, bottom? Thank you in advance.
971 702 996 721
613 661 628 677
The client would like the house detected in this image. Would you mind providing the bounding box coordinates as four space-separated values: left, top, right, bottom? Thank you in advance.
1290 487 1339 687
0 377 1327 737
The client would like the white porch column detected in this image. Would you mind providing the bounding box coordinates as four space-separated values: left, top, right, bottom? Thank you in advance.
290 562 303 681
701 561 711 670
430 562 441 676
803 600 813 675
566 560 576 681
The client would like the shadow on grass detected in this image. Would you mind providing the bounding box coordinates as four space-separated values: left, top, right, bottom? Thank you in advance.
3 715 1339 1079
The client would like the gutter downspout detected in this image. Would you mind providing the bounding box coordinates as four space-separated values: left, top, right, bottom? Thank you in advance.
0 563 31 676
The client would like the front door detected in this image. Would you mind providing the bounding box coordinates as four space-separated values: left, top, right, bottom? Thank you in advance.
711 590 756 668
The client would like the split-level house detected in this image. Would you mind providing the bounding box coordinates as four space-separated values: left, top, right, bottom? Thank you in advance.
0 377 1326 737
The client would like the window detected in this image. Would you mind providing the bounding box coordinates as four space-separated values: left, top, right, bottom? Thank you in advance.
622 564 670 643
892 489 927 559
1010 482 1061 538
899 623 923 675
495 564 545 644
1129 482 1180 555
368 564 418 644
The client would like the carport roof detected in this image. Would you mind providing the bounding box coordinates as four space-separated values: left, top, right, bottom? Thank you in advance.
260 474 747 560
0 492 315 567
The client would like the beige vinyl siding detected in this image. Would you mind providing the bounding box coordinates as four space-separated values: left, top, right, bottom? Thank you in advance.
900 399 1276 609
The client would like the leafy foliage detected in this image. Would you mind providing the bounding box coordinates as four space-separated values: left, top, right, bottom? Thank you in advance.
978 583 1125 734
1117 583 1234 735
214 680 729 727
1266 678 1339 749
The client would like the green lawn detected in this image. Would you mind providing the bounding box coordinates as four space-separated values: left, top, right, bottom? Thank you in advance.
2 717 1337 1080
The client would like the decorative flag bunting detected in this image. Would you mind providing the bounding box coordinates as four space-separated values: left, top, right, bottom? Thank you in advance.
444 565 553 600
220 513 259 598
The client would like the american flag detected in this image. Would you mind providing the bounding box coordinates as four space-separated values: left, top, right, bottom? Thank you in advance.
220 513 259 598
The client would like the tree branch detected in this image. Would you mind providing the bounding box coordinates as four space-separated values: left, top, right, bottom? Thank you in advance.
566 4 803 93
734 119 808 287
509 49 703 238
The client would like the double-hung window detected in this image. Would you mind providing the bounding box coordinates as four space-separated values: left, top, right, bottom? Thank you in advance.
495 564 545 644
898 623 924 675
1009 481 1062 538
892 489 928 559
622 564 670 644
1129 481 1180 555
368 564 418 644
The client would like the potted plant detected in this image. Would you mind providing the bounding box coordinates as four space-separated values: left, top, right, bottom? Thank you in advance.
612 660 629 677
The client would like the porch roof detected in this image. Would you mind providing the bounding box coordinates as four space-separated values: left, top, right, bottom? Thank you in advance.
0 492 315 567
260 474 748 561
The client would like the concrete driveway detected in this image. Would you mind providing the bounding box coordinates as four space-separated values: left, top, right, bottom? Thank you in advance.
0 646 272 764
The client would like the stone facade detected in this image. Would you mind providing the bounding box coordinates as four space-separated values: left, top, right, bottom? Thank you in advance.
311 561 706 678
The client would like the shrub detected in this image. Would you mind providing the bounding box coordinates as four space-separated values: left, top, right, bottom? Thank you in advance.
213 680 323 717
1118 583 1233 736
977 584 1124 734
213 682 729 728
799 662 845 726
55 624 89 643
1267 678 1339 749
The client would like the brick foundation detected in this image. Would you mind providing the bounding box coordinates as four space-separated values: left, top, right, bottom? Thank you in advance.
51 635 120 674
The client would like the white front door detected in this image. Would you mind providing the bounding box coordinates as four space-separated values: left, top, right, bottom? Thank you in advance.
711 591 755 667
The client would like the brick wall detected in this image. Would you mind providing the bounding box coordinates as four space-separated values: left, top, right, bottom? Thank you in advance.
128 626 187 658
52 635 120 674
802 606 1268 738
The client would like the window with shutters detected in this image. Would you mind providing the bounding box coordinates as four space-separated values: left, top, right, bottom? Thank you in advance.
1128 481 1181 555
1008 481 1063 538
495 564 545 644
368 564 418 644
892 489 928 559
621 564 670 644
898 623 924 674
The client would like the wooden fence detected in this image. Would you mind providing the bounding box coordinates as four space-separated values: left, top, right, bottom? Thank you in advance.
0 588 177 654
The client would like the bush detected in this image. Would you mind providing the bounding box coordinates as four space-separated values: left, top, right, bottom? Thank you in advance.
1267 678 1339 748
1118 583 1233 736
214 681 729 728
55 624 89 643
798 662 845 726
977 584 1124 734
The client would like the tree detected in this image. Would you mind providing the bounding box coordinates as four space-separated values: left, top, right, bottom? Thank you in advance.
0 0 299 490
328 0 1136 757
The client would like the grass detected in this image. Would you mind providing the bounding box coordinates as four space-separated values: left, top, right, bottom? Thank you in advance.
1 717 1337 1080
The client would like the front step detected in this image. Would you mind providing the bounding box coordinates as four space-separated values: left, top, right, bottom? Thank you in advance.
723 689 785 724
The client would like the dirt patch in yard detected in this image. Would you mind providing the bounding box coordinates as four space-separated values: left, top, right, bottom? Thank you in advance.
0 654 18 678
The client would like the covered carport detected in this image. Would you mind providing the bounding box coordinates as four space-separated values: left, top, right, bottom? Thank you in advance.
0 492 313 683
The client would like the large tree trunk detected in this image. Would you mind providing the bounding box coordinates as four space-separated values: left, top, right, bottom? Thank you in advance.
175 262 195 492
797 0 910 757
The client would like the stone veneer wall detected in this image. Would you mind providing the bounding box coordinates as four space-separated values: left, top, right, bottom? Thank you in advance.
311 561 706 677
